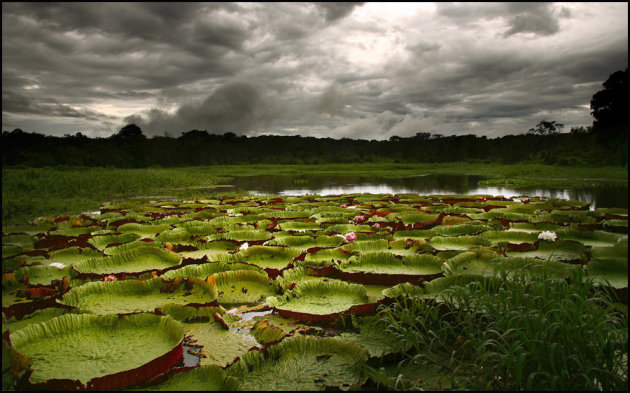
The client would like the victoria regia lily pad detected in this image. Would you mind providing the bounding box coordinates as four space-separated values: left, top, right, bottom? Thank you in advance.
59 277 217 315
227 335 368 391
138 365 242 391
209 270 277 305
159 304 258 368
9 313 184 389
235 245 302 270
73 246 182 275
266 280 371 321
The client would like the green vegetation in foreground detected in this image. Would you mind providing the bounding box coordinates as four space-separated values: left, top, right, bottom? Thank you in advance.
2 163 627 229
371 269 628 390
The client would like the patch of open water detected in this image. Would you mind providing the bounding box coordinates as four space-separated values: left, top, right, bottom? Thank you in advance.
230 174 627 210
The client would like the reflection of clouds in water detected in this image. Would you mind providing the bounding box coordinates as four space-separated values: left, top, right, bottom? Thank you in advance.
249 184 600 210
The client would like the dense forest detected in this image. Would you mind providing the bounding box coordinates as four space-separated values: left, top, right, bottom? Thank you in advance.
2 127 627 167
3 69 627 168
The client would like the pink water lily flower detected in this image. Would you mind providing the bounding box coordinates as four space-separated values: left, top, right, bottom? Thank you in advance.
103 275 117 282
339 204 348 208
344 232 357 243
371 223 381 229
354 215 366 223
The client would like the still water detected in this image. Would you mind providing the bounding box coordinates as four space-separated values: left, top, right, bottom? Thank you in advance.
229 174 628 210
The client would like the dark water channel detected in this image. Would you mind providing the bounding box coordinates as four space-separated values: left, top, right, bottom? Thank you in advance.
229 174 628 210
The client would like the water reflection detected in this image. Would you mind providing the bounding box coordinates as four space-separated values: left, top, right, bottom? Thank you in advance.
230 174 627 209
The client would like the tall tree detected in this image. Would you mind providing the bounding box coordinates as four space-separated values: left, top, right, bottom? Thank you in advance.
590 69 628 134
114 124 146 139
528 120 564 135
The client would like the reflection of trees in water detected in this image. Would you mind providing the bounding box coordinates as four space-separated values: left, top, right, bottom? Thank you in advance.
230 174 627 209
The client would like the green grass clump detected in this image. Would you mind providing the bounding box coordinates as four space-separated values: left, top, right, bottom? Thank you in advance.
376 269 628 390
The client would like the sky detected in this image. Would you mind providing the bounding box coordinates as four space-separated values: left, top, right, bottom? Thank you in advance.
2 2 628 140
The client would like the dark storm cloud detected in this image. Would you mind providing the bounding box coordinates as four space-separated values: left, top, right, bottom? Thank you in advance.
2 2 627 139
436 2 568 37
315 2 364 23
2 90 115 122
124 81 284 136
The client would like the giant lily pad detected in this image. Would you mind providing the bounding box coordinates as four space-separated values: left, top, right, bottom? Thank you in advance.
209 270 277 305
9 313 184 389
442 250 501 276
160 304 259 368
73 246 182 275
178 240 238 261
338 253 443 285
47 246 103 264
161 261 265 280
585 258 628 289
59 277 217 315
427 235 492 251
139 365 242 391
88 233 140 251
13 264 75 286
227 335 368 390
235 245 302 270
266 280 372 321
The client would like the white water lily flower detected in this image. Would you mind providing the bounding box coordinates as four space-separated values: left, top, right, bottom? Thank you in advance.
48 262 65 269
538 231 558 242
239 242 249 251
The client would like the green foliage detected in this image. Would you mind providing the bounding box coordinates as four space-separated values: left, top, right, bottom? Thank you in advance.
377 269 628 390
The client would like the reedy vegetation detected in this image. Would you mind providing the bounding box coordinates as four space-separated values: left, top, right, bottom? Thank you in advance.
374 268 628 390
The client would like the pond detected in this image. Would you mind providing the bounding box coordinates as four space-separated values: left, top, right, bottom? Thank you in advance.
229 174 628 210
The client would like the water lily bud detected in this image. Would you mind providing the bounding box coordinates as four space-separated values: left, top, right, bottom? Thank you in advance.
239 242 249 251
354 215 366 223
344 232 357 242
103 274 117 282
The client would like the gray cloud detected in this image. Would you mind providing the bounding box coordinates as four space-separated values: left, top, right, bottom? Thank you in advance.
124 81 285 136
317 84 354 117
315 2 364 22
2 2 627 139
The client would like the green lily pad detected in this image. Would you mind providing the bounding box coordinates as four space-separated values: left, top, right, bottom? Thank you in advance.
2 307 82 334
88 233 140 251
340 253 443 276
382 282 425 298
266 280 370 318
139 365 243 391
59 277 217 315
227 335 368 391
13 264 75 286
210 270 277 305
442 250 501 276
505 239 586 262
235 245 302 270
585 258 628 289
73 246 182 275
102 239 164 256
160 304 259 368
427 235 492 251
161 261 265 280
207 230 273 242
48 246 104 264
9 313 184 387
339 315 403 357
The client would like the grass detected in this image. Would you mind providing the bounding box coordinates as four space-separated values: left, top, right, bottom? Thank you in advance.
373 268 628 390
3 163 627 230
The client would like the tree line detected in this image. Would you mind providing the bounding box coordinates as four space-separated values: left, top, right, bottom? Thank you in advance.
2 126 626 167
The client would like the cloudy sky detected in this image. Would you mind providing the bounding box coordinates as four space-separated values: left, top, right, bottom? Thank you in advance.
2 2 627 139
